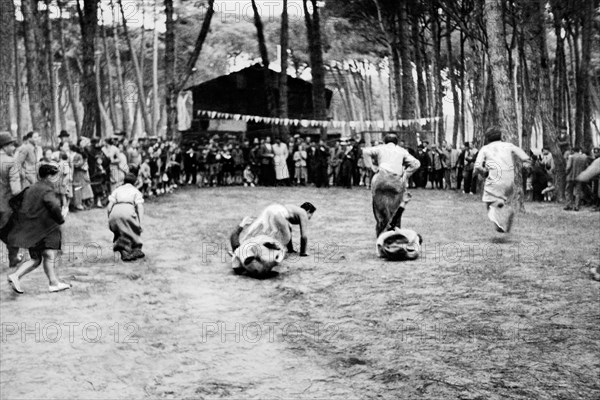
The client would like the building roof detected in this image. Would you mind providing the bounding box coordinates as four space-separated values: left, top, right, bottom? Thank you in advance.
186 64 333 120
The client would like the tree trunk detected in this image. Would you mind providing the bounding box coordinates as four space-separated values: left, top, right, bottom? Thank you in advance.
459 29 466 145
431 3 444 144
164 0 177 138
132 1 147 138
279 0 290 140
446 15 460 147
399 3 417 148
484 0 523 210
110 0 130 135
57 2 81 138
0 0 15 131
77 0 100 138
469 1 485 145
44 0 58 142
519 0 535 154
21 0 51 141
118 0 152 137
14 22 23 140
100 7 119 131
251 0 277 124
391 46 402 119
303 0 328 140
533 0 566 202
177 0 215 91
411 10 426 119
580 0 593 151
95 49 112 137
152 0 160 137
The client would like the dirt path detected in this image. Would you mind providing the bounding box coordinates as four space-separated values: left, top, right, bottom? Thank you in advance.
1 187 599 399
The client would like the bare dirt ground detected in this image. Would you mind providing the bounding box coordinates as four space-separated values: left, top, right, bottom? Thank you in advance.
1 186 599 400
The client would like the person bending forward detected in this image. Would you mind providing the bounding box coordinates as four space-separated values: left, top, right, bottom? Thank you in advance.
107 173 145 262
229 202 316 275
362 134 421 237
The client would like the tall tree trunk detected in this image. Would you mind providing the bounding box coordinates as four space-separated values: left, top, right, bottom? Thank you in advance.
373 0 400 119
579 0 593 151
459 30 466 145
446 16 460 147
399 3 417 148
132 1 147 138
431 3 444 144
77 0 100 138
58 2 81 138
411 10 426 118
152 0 160 137
391 46 402 119
484 0 523 210
21 0 51 140
251 0 277 124
164 0 177 138
100 7 119 131
533 0 566 202
14 22 23 140
118 0 152 137
551 3 565 127
519 0 535 154
303 0 328 140
0 0 15 131
422 38 434 124
469 2 485 145
279 0 290 140
95 48 111 137
44 0 58 142
110 0 130 135
177 0 215 91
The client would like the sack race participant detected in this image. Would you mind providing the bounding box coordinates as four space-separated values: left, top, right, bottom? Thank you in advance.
474 126 531 233
107 173 145 262
376 228 423 261
362 134 421 237
229 203 316 276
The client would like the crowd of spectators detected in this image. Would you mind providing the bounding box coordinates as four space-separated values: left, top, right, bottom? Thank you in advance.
9 129 600 212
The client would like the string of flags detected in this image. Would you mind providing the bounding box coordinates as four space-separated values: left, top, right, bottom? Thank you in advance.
196 109 440 130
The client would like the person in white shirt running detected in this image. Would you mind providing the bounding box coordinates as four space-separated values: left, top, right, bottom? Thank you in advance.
474 126 531 233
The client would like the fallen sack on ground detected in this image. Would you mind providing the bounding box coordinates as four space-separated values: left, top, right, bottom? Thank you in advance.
376 228 422 261
232 234 286 275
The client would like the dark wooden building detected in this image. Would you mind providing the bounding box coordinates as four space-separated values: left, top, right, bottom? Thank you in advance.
184 64 334 142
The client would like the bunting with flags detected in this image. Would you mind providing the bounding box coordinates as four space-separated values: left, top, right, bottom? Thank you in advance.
195 109 440 129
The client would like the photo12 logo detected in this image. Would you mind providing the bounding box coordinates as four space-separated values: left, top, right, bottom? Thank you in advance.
1 322 140 344
199 321 339 344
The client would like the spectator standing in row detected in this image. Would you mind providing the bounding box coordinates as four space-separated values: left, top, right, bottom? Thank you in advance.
564 147 590 211
273 137 290 186
16 131 42 189
0 132 23 269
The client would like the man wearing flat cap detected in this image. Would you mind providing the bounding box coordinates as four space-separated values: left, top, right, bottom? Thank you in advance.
0 132 23 268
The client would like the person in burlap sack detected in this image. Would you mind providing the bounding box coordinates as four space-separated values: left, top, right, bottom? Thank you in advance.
362 134 421 237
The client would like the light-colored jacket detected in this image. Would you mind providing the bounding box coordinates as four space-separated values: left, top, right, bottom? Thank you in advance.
15 142 42 188
362 143 421 177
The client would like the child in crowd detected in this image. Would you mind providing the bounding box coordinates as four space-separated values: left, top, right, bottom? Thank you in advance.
542 178 556 202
